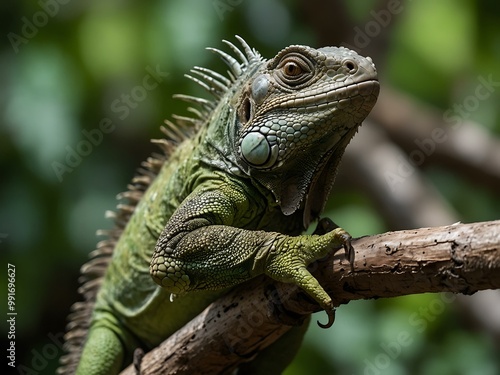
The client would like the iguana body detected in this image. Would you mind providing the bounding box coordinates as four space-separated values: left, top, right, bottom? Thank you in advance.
59 36 379 374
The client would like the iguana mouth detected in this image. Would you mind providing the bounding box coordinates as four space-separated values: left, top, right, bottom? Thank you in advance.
276 79 379 111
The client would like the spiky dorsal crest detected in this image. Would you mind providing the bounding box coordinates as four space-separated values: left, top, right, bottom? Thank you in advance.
207 35 261 80
175 35 262 124
58 36 261 374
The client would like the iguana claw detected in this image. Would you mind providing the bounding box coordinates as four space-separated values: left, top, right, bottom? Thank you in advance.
133 348 144 375
313 217 338 235
317 307 336 329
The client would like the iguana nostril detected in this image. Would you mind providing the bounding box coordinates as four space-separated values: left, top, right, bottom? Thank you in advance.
344 60 357 73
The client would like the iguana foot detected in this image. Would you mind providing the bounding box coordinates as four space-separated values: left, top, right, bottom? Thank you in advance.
265 227 353 329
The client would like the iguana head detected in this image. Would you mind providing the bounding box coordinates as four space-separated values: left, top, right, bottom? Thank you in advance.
185 37 379 227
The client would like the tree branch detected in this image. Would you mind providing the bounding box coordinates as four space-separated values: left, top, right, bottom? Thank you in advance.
121 220 500 375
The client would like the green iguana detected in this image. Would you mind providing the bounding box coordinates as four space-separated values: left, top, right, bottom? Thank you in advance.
58 36 379 374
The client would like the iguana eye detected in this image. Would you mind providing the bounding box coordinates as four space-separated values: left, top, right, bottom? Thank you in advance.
275 53 313 87
283 61 303 77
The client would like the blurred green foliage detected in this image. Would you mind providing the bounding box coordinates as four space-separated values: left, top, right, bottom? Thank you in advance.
1 0 499 373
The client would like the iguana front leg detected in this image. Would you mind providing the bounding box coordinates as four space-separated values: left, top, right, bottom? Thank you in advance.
150 181 351 327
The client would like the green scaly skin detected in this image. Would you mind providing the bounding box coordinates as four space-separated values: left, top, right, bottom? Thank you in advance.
63 37 379 374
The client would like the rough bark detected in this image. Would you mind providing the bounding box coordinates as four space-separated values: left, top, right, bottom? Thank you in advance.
121 220 500 375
